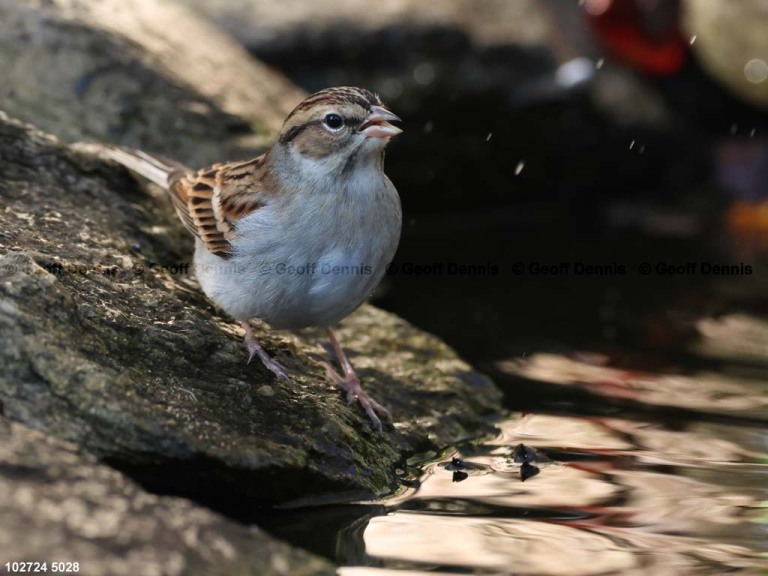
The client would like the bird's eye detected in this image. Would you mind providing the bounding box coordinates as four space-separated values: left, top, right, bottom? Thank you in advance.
323 113 344 131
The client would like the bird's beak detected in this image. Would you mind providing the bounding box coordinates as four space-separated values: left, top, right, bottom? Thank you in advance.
359 106 403 139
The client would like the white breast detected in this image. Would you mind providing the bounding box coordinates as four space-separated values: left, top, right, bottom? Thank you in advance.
194 169 401 329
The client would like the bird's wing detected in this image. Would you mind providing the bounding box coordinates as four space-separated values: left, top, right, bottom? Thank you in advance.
169 155 271 258
102 146 270 259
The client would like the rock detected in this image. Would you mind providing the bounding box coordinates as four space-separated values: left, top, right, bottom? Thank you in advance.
682 0 768 109
0 418 335 576
0 0 307 166
0 112 502 509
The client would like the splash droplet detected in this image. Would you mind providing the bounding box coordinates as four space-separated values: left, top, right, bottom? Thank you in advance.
744 59 768 84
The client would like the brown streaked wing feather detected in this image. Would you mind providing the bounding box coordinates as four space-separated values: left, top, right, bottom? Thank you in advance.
216 155 269 222
169 156 270 258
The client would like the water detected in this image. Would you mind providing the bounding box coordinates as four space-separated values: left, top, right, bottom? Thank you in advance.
352 415 765 573
262 348 767 574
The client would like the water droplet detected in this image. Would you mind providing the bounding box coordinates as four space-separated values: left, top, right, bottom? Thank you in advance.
486 132 493 142
744 59 768 84
731 123 739 136
423 121 434 134
629 140 636 150
596 57 605 69
515 161 525 176
689 35 697 45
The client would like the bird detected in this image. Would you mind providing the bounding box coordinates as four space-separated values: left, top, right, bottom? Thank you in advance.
103 86 403 431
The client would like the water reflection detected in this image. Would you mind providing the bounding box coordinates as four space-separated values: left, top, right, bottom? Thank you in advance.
499 353 768 418
335 389 766 574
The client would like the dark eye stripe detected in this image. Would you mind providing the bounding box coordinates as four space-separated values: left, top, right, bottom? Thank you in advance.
279 113 371 145
278 119 323 144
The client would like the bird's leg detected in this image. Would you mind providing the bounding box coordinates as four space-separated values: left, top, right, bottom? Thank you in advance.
321 328 391 431
241 321 290 381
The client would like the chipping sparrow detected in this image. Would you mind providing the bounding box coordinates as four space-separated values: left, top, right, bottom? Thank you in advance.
105 86 403 431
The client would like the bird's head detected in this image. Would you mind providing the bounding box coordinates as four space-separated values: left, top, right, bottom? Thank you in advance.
276 87 402 175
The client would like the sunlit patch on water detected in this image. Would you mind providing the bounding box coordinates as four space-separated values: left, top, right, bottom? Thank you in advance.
498 351 768 420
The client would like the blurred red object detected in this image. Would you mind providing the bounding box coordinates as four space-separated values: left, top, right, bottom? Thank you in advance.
584 0 686 76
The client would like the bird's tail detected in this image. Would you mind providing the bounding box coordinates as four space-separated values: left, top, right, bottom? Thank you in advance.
98 145 189 189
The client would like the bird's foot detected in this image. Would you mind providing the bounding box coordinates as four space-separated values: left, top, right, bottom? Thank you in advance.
320 361 390 432
242 321 290 381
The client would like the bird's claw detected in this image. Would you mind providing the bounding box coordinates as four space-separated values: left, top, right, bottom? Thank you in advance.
243 323 290 381
320 361 390 431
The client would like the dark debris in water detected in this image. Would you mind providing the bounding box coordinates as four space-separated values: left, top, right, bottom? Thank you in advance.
452 470 469 483
442 446 551 483
513 443 551 463
520 461 540 482
512 444 550 482
512 443 537 463
446 457 468 471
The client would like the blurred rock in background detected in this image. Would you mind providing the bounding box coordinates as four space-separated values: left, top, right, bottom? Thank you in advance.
0 0 306 166
176 0 595 107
